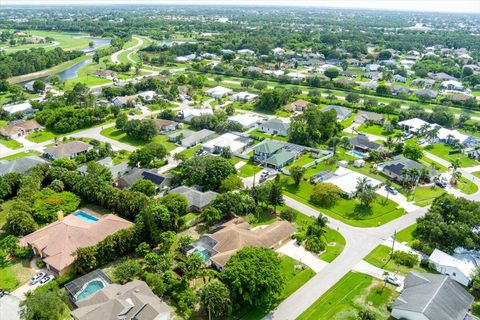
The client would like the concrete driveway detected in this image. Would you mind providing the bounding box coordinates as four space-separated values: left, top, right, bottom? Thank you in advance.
353 260 405 291
376 186 419 213
276 240 328 273
0 295 21 320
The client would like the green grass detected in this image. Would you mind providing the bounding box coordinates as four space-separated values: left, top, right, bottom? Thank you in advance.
454 176 478 195
424 143 479 167
356 124 400 137
238 161 262 177
0 150 41 160
0 137 23 149
284 178 404 227
298 272 395 320
237 256 315 320
100 127 177 151
178 145 201 158
26 130 58 143
364 245 428 276
0 259 36 291
410 186 446 207
1 30 91 53
286 153 316 169
396 224 416 244
249 129 289 142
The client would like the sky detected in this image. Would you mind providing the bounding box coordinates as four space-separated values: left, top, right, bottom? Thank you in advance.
1 0 479 14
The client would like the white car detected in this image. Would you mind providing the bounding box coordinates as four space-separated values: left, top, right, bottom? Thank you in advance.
30 272 46 285
385 275 401 286
39 275 55 286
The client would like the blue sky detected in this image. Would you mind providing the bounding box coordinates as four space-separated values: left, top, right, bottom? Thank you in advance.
2 0 479 14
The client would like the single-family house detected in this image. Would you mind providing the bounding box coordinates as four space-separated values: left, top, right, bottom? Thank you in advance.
360 80 378 91
187 218 294 271
137 90 157 101
227 114 262 129
43 141 92 160
349 135 382 152
286 72 306 81
321 105 352 121
171 129 216 148
398 118 431 134
112 95 138 107
436 127 475 146
202 132 250 154
391 85 411 96
0 119 43 139
179 107 213 123
205 86 232 98
0 156 48 176
429 249 475 286
94 70 117 79
354 111 385 125
3 102 35 115
253 139 286 163
175 54 196 63
77 157 129 179
324 167 382 198
168 186 218 211
284 99 310 112
441 80 464 91
415 89 438 99
259 118 291 137
364 71 383 80
230 91 258 102
115 168 172 191
365 63 381 72
237 49 255 55
272 47 286 56
393 74 407 83
71 280 172 320
448 93 472 103
379 156 438 182
20 210 133 275
264 69 285 77
391 271 474 320
429 72 456 82
411 78 435 88
153 119 179 132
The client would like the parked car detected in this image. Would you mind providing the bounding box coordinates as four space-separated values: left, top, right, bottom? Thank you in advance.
385 275 401 286
39 275 55 286
435 180 447 188
30 272 46 285
385 185 398 195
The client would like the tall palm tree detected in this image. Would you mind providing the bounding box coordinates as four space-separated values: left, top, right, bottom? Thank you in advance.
418 123 431 137
383 137 395 151
449 158 462 185
427 125 440 143
340 136 352 149
394 131 403 143
328 136 341 155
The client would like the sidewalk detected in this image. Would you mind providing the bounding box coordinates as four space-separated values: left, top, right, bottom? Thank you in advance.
276 240 328 273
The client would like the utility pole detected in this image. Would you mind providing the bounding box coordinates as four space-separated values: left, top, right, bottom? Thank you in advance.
391 229 397 258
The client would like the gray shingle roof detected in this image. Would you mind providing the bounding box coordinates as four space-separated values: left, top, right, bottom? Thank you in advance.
0 156 48 175
169 186 218 210
322 105 352 119
393 272 474 320
349 135 381 151
260 119 290 132
382 155 436 177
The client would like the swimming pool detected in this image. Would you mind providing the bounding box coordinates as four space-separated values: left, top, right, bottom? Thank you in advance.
74 211 99 223
193 248 212 262
75 280 105 301
347 150 366 158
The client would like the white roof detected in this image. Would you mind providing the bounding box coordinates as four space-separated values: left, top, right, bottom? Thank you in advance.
441 80 464 88
137 91 156 98
286 72 306 79
228 114 262 127
325 167 382 195
437 128 470 143
272 47 285 54
205 86 232 96
181 107 213 118
202 133 247 153
231 91 258 100
264 70 284 76
430 248 475 278
237 49 254 54
3 102 32 114
398 118 431 131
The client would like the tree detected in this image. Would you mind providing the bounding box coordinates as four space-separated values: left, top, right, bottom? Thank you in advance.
289 107 340 146
4 210 38 236
280 207 297 222
115 113 128 130
449 158 462 185
220 174 243 192
311 183 343 207
131 179 157 196
200 280 232 320
20 288 69 320
324 68 339 81
32 80 46 93
403 143 423 161
355 177 377 208
212 191 255 217
346 92 360 103
31 189 80 223
158 193 188 218
157 230 177 253
135 242 151 257
221 247 284 307
289 165 306 186
202 207 222 225
269 175 284 213
328 136 341 155
113 259 143 284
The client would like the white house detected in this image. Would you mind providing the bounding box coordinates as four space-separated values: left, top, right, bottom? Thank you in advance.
429 248 475 286
436 127 473 145
259 118 291 137
272 47 285 56
237 49 255 55
175 54 196 63
3 102 34 115
137 91 157 101
441 80 465 91
179 107 213 123
202 132 248 154
398 118 431 134
264 70 284 77
324 167 382 198
227 114 262 129
230 91 258 102
205 86 233 98
286 72 306 80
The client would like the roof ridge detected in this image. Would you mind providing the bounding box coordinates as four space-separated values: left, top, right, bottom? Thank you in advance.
421 275 448 314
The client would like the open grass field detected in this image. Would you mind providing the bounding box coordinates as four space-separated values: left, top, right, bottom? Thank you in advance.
298 272 396 320
424 143 479 167
0 30 91 53
364 244 429 276
236 255 315 320
283 177 405 227
396 224 417 244
100 127 177 151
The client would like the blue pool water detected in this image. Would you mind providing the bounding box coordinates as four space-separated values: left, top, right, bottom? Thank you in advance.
193 248 211 262
347 150 366 158
74 211 99 223
75 280 105 301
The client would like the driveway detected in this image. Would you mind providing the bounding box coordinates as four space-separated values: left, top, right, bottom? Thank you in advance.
0 295 21 320
376 186 419 213
276 240 328 273
353 260 405 291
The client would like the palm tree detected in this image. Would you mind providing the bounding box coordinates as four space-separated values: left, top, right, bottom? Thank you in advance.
419 167 430 183
427 125 440 143
383 137 395 151
394 131 403 143
384 180 393 202
418 123 431 137
340 136 352 150
449 158 462 185
328 137 341 155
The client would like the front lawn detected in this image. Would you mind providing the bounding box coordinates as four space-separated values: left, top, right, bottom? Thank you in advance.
178 145 201 158
100 127 177 151
236 255 315 320
0 259 36 291
238 161 262 177
409 185 446 207
0 150 41 161
425 143 479 167
249 129 289 142
298 272 396 320
284 178 405 227
26 130 58 143
364 245 428 276
0 137 23 150
396 224 416 244
454 176 478 195
357 123 400 137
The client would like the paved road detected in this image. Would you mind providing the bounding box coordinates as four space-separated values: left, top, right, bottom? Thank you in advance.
111 36 144 64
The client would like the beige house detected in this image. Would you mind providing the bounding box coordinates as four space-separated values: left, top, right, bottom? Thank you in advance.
284 99 310 112
0 119 43 139
20 210 133 276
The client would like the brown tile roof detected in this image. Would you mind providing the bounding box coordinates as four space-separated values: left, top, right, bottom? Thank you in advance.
285 99 310 111
449 93 471 102
207 219 295 267
20 211 133 273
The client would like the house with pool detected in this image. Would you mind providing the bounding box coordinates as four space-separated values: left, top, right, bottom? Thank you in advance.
19 209 133 276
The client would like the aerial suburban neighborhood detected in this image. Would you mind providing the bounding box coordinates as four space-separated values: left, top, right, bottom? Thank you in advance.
0 1 479 320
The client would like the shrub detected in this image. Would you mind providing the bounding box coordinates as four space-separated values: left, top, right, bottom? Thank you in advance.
113 259 143 284
310 183 343 207
393 251 419 267
280 207 297 222
420 258 431 269
135 242 151 257
304 236 326 254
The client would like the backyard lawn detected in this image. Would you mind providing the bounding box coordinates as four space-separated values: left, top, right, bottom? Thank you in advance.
0 150 41 161
249 129 289 142
364 245 429 276
298 272 396 320
0 137 23 150
100 127 177 151
424 143 479 167
237 256 315 320
356 123 400 137
283 178 405 227
286 153 316 169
